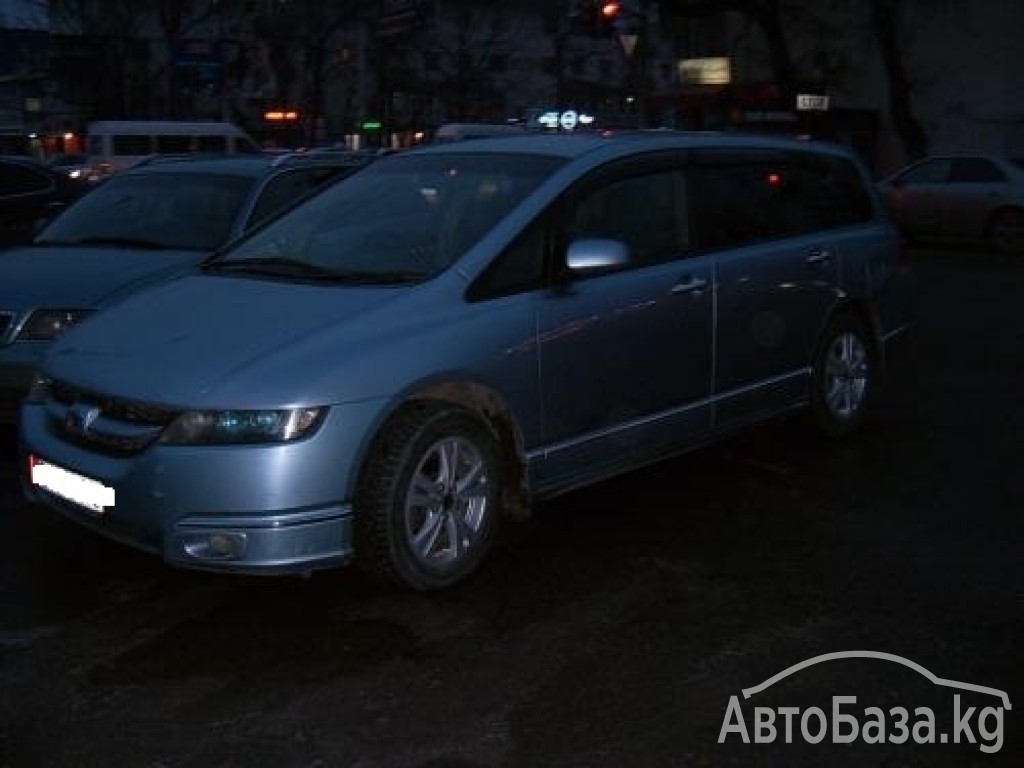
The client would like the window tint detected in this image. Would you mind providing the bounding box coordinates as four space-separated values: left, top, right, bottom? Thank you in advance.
776 154 874 231
38 172 252 250
469 217 547 300
197 135 228 152
569 170 688 266
898 159 951 184
0 162 53 196
248 168 344 227
156 135 194 153
112 135 152 155
948 157 1007 183
691 151 873 250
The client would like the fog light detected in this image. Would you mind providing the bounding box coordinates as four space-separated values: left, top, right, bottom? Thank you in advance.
183 531 247 560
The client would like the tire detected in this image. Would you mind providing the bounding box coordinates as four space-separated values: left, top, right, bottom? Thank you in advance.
989 209 1024 253
809 314 875 439
354 404 501 590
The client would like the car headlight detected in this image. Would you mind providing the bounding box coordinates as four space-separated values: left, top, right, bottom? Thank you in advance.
16 309 94 341
159 407 325 445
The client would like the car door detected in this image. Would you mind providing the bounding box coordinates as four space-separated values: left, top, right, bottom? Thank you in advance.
884 157 952 238
690 150 845 427
533 158 714 491
0 160 57 248
942 157 1012 240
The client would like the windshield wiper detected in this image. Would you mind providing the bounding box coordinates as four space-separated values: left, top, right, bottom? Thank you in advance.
36 235 167 249
205 257 427 284
204 256 347 281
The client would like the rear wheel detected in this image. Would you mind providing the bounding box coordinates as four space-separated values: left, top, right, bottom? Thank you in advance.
810 315 874 438
989 209 1024 253
355 404 501 590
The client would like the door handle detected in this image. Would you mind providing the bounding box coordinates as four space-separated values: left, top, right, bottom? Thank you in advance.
671 276 709 295
805 248 832 265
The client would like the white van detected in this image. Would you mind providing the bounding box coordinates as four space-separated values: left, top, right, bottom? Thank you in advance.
432 122 527 144
85 120 261 178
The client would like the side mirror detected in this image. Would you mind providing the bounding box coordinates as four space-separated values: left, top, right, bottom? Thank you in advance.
565 237 629 273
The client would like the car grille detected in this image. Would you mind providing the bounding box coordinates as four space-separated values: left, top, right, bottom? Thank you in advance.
47 380 179 454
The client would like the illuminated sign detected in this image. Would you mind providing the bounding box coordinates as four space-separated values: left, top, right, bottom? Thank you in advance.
534 109 596 132
678 57 732 86
796 93 830 111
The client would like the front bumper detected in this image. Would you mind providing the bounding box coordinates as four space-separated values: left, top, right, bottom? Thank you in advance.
19 399 384 574
0 342 44 424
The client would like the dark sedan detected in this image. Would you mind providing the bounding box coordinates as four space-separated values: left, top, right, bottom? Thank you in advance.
0 151 373 422
0 155 89 250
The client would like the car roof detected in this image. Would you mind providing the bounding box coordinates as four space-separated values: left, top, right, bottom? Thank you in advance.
119 151 374 179
405 130 857 161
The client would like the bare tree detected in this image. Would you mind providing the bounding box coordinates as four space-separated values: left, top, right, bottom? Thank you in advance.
246 0 366 143
152 0 220 117
413 0 525 122
41 0 153 118
869 0 927 160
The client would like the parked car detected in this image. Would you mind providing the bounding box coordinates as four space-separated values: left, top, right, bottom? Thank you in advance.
878 153 1024 252
19 132 910 590
47 152 91 181
0 155 89 250
0 151 373 423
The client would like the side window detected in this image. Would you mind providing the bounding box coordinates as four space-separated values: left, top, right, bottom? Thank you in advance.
771 153 874 233
690 156 792 249
156 135 194 153
948 157 1007 183
468 217 547 301
197 135 228 152
898 158 951 184
0 163 53 196
568 170 688 267
112 135 152 155
248 169 340 227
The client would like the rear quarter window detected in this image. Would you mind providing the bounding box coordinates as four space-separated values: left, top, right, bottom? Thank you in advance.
690 149 874 250
112 135 153 155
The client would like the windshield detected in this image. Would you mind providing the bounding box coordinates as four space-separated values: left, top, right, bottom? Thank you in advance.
36 172 252 251
208 152 564 282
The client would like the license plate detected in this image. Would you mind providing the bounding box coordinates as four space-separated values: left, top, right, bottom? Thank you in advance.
30 457 115 515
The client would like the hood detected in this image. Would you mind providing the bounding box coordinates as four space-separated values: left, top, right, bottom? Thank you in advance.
44 271 417 407
0 246 203 311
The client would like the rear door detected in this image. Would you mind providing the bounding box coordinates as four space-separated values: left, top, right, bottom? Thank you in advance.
690 149 861 427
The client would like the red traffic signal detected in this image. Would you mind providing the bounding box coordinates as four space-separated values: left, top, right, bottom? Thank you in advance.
600 2 621 18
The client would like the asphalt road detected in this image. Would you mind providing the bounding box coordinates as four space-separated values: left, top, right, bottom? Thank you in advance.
1 246 1022 767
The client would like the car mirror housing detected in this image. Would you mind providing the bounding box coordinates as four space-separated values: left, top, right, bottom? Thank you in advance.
566 237 630 273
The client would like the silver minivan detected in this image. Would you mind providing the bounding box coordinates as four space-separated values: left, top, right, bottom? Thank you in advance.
21 132 910 590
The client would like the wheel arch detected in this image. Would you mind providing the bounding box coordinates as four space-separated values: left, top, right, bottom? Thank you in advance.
357 379 532 522
820 297 886 371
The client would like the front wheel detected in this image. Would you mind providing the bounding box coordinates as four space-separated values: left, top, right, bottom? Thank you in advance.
810 315 874 438
355 405 501 590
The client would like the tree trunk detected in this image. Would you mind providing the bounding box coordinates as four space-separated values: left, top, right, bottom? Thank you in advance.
869 0 927 161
